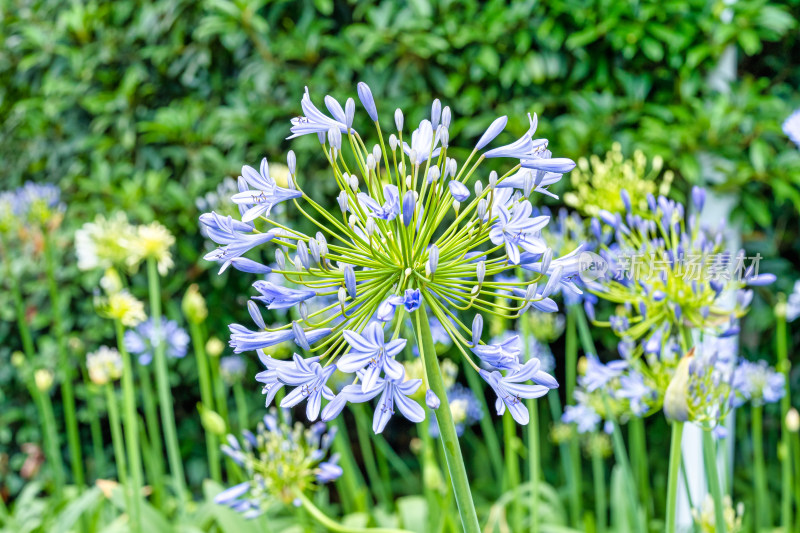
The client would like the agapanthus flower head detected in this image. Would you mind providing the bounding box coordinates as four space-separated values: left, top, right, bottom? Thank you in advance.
732 359 785 407
75 212 137 271
783 108 800 149
87 346 124 385
124 317 190 365
217 411 341 516
573 354 659 422
129 221 175 274
202 83 577 430
16 181 65 228
96 290 146 327
564 143 672 218
430 383 483 437
587 188 773 348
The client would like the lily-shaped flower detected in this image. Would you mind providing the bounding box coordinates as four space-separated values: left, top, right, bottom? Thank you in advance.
403 120 441 164
489 201 549 264
448 180 470 202
289 87 353 138
376 289 422 321
321 371 425 433
276 354 337 421
480 358 555 425
471 335 521 370
339 322 406 391
358 184 400 221
229 323 331 353
519 245 585 301
316 454 343 483
231 158 303 222
201 212 276 271
255 351 304 407
252 280 316 310
498 167 565 198
484 113 539 159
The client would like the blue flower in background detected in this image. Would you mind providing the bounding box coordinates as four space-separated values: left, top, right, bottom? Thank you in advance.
562 402 601 434
124 317 190 365
579 354 627 393
732 359 785 407
786 280 800 322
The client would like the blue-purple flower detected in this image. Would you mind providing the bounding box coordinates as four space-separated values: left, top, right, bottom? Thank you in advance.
339 322 406 391
480 358 556 425
124 317 190 366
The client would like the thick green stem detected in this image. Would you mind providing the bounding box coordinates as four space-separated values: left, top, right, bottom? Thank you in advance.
702 430 726 533
83 369 107 480
146 258 186 504
547 393 577 528
591 446 607 533
752 404 770 529
188 321 220 482
44 232 85 489
666 422 683 533
136 362 165 505
105 385 128 483
115 320 143 533
39 387 66 497
413 305 480 533
417 413 439 533
777 305 792 533
294 491 413 533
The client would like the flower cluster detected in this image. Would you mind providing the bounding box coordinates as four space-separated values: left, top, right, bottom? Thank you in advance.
731 359 785 407
86 346 124 385
215 412 341 517
201 83 576 430
587 187 774 348
564 143 672 218
75 213 175 274
692 494 745 533
0 182 64 234
124 317 190 365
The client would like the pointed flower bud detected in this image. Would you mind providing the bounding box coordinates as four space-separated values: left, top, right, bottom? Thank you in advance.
475 116 508 151
428 245 439 276
344 265 357 298
357 82 378 121
426 389 441 410
395 109 404 132
472 314 483 346
402 191 416 227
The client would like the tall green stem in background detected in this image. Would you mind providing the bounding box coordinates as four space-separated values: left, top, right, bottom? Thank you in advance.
463 362 504 481
105 383 131 515
146 258 186 504
353 403 389 508
115 320 143 533
413 305 481 533
188 320 220 482
3 244 64 497
136 362 165 506
43 232 85 489
629 417 651 521
333 416 367 514
666 422 683 533
777 299 792 533
702 431 726 533
752 404 770 529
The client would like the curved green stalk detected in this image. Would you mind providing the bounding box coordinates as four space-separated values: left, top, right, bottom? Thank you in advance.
146 258 186 505
413 304 481 533
294 491 413 533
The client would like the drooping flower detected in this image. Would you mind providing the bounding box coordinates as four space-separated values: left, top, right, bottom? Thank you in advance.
480 358 556 425
124 317 190 366
321 370 425 433
252 281 316 310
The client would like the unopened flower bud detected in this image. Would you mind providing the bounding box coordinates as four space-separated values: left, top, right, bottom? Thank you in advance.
477 261 486 285
182 284 208 324
472 314 483 346
442 106 451 129
348 174 359 191
395 109 404 132
296 241 310 270
365 218 376 237
452 200 460 214
489 170 498 188
328 127 342 151
477 199 488 220
287 150 296 176
427 245 439 276
292 321 310 350
344 265 357 298
474 181 483 196
299 302 309 322
372 145 382 162
439 127 449 148
787 408 800 432
389 134 398 151
275 248 286 270
206 337 225 358
35 369 54 392
431 99 441 129
199 405 227 436
664 350 693 422
337 191 348 214
366 154 376 171
248 300 266 329
338 286 348 309
427 166 440 183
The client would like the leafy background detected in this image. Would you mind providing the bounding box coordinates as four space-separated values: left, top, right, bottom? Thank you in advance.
1 0 799 518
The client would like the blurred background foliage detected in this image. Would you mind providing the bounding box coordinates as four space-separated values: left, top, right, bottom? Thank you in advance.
2 0 800 501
